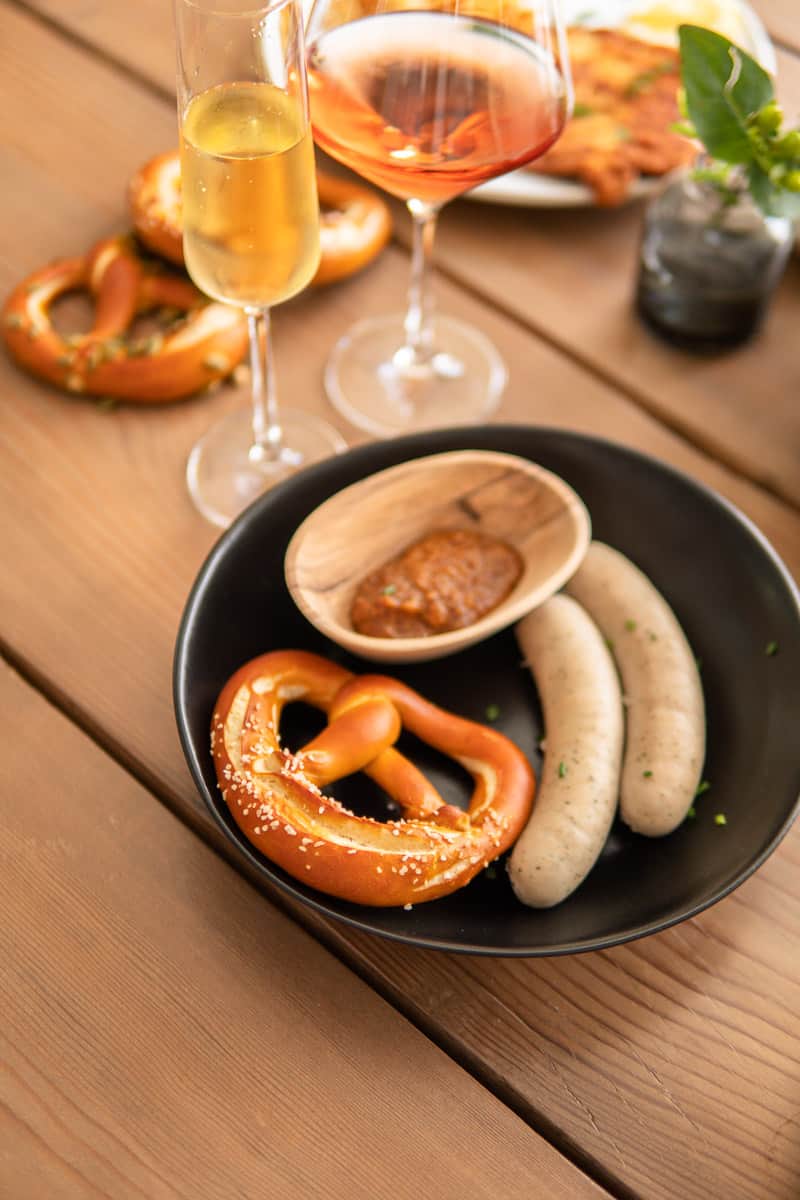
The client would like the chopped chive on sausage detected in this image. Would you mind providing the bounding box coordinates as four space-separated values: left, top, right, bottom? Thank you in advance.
714 813 727 826
604 636 615 651
643 769 653 778
485 703 500 721
557 761 568 778
624 618 637 632
381 584 397 596
648 631 658 642
765 640 779 656
686 807 697 820
695 779 711 797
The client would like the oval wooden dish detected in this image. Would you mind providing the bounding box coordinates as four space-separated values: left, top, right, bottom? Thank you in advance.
284 449 592 663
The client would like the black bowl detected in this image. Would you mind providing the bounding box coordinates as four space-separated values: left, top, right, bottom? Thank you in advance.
174 426 800 955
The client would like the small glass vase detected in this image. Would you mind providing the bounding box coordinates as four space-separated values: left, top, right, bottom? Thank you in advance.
635 168 794 351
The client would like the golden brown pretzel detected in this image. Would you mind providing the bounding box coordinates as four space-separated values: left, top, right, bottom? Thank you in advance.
129 149 392 285
313 171 393 285
212 650 535 907
1 235 248 403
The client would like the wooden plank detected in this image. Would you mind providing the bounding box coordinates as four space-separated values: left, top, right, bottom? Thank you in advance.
2 7 800 1200
16 0 176 95
313 833 800 1200
2 0 799 786
408 41 800 510
0 658 610 1200
17 0 800 87
14 0 800 509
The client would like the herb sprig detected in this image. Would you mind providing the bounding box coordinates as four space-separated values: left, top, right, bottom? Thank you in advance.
678 25 800 218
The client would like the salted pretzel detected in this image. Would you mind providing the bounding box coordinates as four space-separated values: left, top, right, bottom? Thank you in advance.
1 235 248 403
212 650 535 907
129 149 392 286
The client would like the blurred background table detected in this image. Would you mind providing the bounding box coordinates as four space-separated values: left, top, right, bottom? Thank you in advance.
1 1 798 1197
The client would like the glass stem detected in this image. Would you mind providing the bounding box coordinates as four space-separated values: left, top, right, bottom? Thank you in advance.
402 199 439 364
245 306 283 463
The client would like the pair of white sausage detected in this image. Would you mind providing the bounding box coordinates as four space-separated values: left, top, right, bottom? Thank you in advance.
508 542 706 909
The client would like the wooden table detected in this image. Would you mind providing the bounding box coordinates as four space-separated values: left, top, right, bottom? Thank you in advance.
2 3 798 1196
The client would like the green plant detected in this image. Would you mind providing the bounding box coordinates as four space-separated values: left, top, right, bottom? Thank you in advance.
677 24 800 217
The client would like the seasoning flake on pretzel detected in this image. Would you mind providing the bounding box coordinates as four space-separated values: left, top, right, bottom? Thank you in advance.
212 650 535 907
129 149 392 286
1 235 249 403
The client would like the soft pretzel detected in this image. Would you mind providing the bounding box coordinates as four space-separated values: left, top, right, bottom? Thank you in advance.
211 650 535 907
129 150 392 286
1 235 248 403
128 150 184 266
313 171 393 286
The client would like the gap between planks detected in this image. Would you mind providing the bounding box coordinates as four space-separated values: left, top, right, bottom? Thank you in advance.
389 241 800 518
7 0 800 519
0 635 640 1200
9 0 176 105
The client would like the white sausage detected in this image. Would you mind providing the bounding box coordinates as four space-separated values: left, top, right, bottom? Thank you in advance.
509 594 624 908
565 542 705 836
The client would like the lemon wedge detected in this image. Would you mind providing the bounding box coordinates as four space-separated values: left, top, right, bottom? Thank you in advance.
616 0 775 69
624 0 747 41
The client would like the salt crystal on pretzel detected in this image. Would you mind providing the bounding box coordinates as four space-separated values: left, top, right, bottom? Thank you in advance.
212 649 535 907
1 234 248 403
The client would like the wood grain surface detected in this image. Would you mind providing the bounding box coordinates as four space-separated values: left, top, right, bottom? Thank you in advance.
17 0 797 84
0 659 611 1200
2 0 799 797
425 43 800 510
2 3 800 1200
14 0 800 509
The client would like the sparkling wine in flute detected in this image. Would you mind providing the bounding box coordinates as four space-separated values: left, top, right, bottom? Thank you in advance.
181 81 321 308
173 0 345 533
307 12 568 206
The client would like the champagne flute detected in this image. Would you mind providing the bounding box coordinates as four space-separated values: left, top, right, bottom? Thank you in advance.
305 0 572 436
174 0 346 530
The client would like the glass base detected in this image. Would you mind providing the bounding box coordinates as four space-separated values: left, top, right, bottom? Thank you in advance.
187 405 347 529
324 313 507 436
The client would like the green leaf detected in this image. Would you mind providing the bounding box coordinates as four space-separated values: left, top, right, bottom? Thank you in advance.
747 163 800 217
746 162 775 209
679 24 773 163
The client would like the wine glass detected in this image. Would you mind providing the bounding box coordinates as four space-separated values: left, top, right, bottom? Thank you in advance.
305 0 571 436
174 0 347 529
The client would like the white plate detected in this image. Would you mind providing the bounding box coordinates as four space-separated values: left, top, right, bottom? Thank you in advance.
468 0 776 209
468 171 661 208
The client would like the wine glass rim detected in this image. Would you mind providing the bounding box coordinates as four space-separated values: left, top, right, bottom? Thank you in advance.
178 0 295 17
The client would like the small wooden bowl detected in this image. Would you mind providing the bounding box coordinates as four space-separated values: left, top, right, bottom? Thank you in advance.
284 449 591 663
